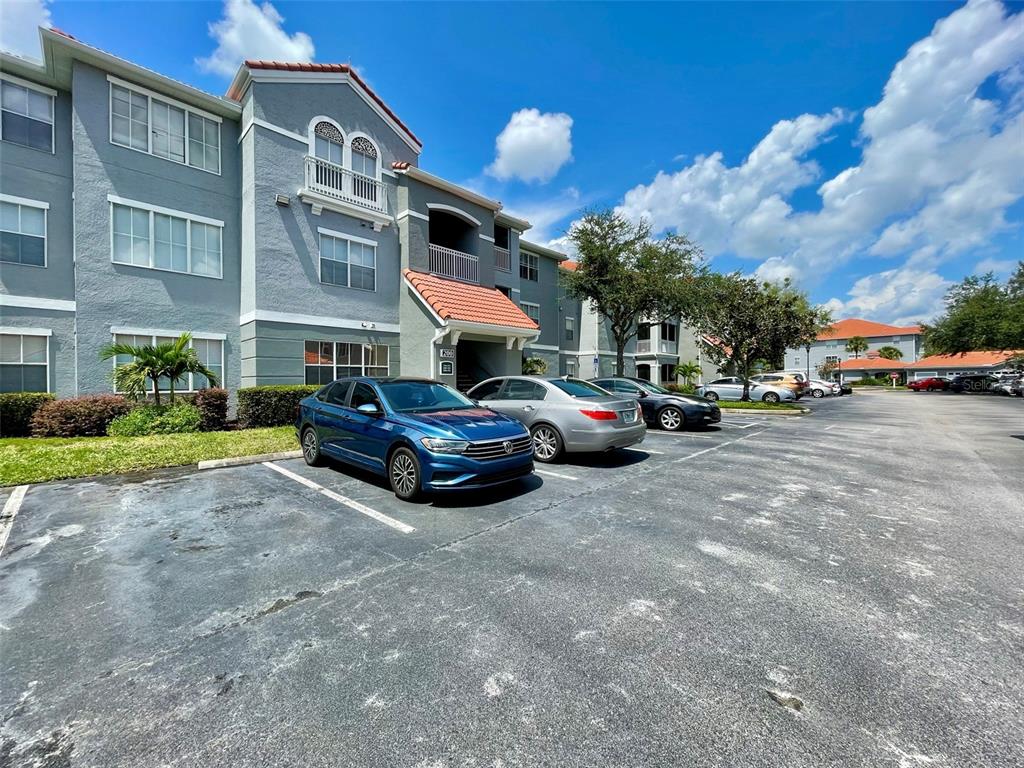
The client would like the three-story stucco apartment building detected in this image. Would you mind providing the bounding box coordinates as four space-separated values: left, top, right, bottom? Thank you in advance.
782 318 923 380
0 29 703 403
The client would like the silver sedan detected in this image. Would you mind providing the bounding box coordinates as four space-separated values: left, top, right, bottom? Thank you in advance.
696 376 796 403
467 376 646 462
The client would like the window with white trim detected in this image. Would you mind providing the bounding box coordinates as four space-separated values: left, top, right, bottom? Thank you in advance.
111 200 223 278
304 341 390 385
350 136 378 178
110 80 221 174
1 77 54 152
319 232 376 291
113 332 223 393
824 355 840 365
565 359 577 377
0 333 48 392
520 251 538 282
520 301 541 327
660 322 678 342
0 197 46 266
313 121 344 165
565 317 574 341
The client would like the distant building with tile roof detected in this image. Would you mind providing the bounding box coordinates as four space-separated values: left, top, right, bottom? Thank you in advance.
784 318 924 381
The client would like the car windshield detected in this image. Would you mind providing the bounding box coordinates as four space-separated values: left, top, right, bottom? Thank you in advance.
377 381 477 413
638 380 672 394
548 378 608 398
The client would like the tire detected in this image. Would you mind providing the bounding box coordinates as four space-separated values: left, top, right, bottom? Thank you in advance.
762 392 780 403
388 447 421 501
704 390 719 401
300 427 323 467
531 423 564 463
657 406 685 431
812 388 824 398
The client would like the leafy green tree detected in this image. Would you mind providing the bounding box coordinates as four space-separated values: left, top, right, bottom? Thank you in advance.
877 345 903 360
845 336 869 358
922 262 1024 354
674 360 702 387
101 333 219 405
522 357 548 375
688 273 831 401
817 359 839 380
564 210 703 375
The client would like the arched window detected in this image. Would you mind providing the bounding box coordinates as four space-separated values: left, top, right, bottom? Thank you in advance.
313 121 343 166
350 136 378 178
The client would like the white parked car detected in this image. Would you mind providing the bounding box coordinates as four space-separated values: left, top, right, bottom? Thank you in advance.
696 377 796 403
807 379 840 398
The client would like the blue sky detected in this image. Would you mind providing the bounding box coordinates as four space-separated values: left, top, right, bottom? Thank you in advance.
3 0 1022 324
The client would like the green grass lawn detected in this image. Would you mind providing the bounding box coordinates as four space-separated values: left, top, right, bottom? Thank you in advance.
715 400 803 411
0 426 296 486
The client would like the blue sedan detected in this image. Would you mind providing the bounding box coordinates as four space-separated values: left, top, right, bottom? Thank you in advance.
296 377 534 500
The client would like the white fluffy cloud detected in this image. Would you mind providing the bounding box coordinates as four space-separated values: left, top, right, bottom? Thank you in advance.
486 108 574 183
197 0 314 78
0 0 51 60
613 0 1024 324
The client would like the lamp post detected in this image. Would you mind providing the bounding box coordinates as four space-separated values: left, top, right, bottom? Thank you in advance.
805 343 811 383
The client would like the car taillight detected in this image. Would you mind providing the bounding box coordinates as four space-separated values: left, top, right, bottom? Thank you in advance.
580 409 618 420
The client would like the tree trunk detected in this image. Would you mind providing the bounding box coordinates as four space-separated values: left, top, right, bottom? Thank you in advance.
169 378 175 404
151 376 161 406
740 354 751 401
615 342 625 376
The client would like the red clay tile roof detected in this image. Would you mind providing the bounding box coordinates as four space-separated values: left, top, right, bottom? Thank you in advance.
818 318 921 341
403 270 539 330
229 61 421 147
837 357 909 370
560 260 579 272
907 350 1023 369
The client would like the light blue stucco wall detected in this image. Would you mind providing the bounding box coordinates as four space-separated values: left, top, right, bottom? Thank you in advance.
70 61 241 399
785 334 922 375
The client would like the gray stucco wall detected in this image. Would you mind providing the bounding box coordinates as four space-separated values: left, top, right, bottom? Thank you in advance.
519 251 562 348
0 84 75 303
70 61 241 397
241 319 399 387
0 308 76 396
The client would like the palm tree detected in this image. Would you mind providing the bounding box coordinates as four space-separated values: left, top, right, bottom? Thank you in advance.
877 345 903 361
101 333 219 404
674 360 702 387
845 336 869 359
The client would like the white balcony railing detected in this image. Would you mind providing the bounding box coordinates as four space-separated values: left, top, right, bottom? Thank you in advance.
636 339 652 354
304 155 388 214
429 243 479 283
494 246 511 272
659 340 678 355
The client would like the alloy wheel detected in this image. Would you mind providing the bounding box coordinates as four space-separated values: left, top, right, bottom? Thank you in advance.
302 429 320 465
813 389 824 398
764 392 780 403
390 452 417 498
658 407 683 431
533 427 559 461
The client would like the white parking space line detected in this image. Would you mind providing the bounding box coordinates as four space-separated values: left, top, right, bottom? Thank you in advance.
634 448 666 455
717 421 760 429
263 462 415 534
672 430 767 464
0 485 29 557
534 468 580 481
645 431 717 439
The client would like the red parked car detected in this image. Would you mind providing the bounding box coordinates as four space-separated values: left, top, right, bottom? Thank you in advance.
908 377 950 391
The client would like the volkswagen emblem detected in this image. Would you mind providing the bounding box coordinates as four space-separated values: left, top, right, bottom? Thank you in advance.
502 440 513 454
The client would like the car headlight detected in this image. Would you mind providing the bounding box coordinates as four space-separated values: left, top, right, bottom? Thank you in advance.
420 437 470 454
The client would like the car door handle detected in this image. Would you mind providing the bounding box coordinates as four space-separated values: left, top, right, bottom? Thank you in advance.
522 405 534 411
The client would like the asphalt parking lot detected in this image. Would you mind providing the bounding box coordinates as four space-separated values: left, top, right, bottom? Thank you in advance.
2 391 1023 767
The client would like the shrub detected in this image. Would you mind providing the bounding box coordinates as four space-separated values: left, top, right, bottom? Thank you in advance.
522 357 548 375
1 392 55 437
30 394 133 437
665 383 698 395
238 385 318 428
107 402 202 437
194 388 228 431
849 376 891 387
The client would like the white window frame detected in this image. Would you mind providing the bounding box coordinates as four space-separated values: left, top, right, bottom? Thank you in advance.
564 316 574 341
0 73 55 154
108 194 223 279
107 75 222 175
0 328 50 393
520 251 539 282
565 359 577 377
303 340 391 385
317 227 377 292
110 328 225 394
347 131 382 181
520 301 541 327
825 355 840 365
0 193 48 268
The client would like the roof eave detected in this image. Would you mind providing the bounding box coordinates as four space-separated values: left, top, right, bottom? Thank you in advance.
520 238 568 262
395 165 502 211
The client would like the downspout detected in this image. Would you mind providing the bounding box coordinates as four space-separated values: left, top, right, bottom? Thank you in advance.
429 326 448 379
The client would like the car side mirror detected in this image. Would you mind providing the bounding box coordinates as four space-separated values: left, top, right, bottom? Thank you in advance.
356 403 381 416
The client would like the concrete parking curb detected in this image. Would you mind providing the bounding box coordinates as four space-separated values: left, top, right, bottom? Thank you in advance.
719 408 809 416
198 450 302 470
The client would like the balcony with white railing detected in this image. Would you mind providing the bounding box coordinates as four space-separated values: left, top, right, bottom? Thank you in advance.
636 339 652 354
429 243 479 283
659 340 679 355
303 155 388 215
494 246 511 272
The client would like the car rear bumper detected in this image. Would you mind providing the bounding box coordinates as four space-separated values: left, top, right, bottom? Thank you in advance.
420 451 535 490
565 422 646 452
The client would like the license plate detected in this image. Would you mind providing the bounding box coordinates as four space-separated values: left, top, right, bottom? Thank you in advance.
620 410 637 423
